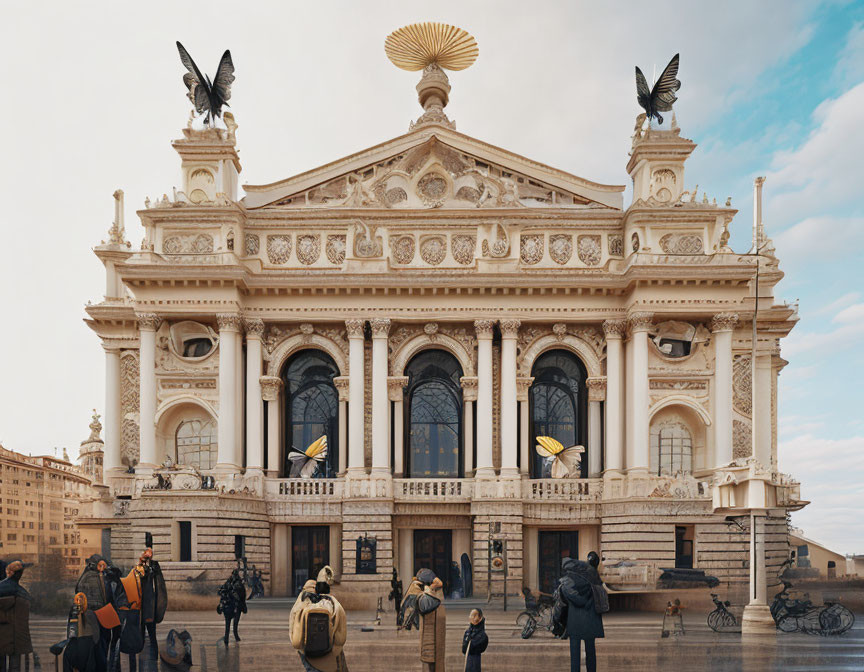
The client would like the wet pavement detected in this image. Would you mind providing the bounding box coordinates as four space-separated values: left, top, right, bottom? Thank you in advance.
26 601 864 671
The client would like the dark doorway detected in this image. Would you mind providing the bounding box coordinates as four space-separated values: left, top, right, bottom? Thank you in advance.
414 529 452 595
538 530 579 594
292 526 330 596
674 526 693 569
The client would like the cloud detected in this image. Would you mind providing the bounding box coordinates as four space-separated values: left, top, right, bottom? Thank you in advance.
836 22 864 87
783 302 864 356
773 216 864 269
813 291 860 315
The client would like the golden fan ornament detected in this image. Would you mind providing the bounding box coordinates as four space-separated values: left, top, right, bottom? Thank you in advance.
535 436 584 479
385 22 479 72
288 435 329 478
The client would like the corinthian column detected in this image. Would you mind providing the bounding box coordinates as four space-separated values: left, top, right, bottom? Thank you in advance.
461 376 478 476
602 320 626 475
260 376 283 477
499 319 520 477
626 312 653 473
103 345 122 474
712 313 739 466
216 313 242 471
474 320 495 479
244 319 265 473
370 318 391 476
346 319 366 476
516 376 534 476
136 313 161 472
334 377 349 475
389 377 408 477
586 377 606 478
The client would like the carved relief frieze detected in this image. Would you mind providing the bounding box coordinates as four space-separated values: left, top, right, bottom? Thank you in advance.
733 354 752 417
296 234 321 265
353 221 383 258
120 350 140 468
660 233 704 255
326 234 346 264
733 419 752 460
649 380 708 391
577 235 602 266
163 233 214 255
549 234 573 265
608 234 624 257
266 235 292 264
390 235 416 264
416 171 450 207
481 223 510 258
244 233 260 256
520 234 544 265
420 236 446 265
451 234 476 265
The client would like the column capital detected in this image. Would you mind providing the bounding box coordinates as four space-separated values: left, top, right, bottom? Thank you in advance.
243 317 265 338
711 312 740 333
516 375 534 402
333 376 350 401
216 313 243 332
499 319 521 338
136 312 162 331
602 319 628 339
370 318 391 338
586 376 607 402
627 311 654 334
345 319 365 339
474 319 495 339
460 375 478 401
387 376 409 401
259 375 283 402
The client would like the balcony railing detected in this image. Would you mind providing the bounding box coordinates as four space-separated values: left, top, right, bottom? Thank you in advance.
523 478 602 501
266 478 343 498
393 478 473 502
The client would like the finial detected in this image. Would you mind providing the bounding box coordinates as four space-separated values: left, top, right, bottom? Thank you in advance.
107 189 129 247
88 409 103 442
385 23 479 130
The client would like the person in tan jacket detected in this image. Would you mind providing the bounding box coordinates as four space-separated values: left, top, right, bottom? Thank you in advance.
417 568 446 672
289 567 348 672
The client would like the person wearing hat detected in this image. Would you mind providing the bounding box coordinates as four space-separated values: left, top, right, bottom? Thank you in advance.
461 608 488 672
289 566 348 672
0 560 33 669
417 568 446 672
555 558 605 672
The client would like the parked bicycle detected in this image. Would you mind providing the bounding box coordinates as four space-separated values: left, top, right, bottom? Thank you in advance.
770 579 855 636
516 587 555 638
707 593 739 632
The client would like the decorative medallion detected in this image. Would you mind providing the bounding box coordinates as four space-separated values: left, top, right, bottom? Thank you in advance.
451 234 476 265
244 233 260 256
266 235 292 264
162 233 214 255
608 234 623 257
659 233 704 255
296 234 321 265
483 223 510 258
416 172 449 207
353 221 383 258
390 235 416 264
577 235 602 266
424 323 439 339
420 236 446 265
385 187 408 206
631 232 640 253
326 235 346 264
455 185 480 203
520 234 544 265
549 234 573 265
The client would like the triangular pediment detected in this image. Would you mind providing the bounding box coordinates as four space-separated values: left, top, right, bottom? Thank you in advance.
243 126 624 210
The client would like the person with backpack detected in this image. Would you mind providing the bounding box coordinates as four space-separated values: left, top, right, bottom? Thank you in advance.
216 569 247 645
289 566 348 672
461 608 488 672
416 568 446 672
553 557 607 672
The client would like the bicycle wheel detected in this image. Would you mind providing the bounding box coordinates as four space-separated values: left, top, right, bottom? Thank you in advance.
516 612 537 639
819 604 855 636
707 609 723 632
800 608 822 635
720 610 738 630
537 604 553 629
777 614 798 632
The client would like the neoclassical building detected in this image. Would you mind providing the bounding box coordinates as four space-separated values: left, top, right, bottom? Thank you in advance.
85 51 802 606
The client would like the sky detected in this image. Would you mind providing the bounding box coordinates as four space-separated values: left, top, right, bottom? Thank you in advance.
0 1 862 553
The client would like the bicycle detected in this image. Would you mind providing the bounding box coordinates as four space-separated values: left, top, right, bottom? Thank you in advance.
770 580 855 635
516 587 554 639
707 593 739 632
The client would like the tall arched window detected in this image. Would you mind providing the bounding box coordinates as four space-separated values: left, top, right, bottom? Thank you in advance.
405 350 463 478
650 422 692 475
176 418 218 470
529 350 587 478
282 350 340 477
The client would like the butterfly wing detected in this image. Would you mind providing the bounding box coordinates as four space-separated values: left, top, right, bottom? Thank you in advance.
288 449 309 477
558 445 585 477
176 42 211 115
650 53 681 113
536 436 564 458
305 436 328 462
211 49 235 109
635 66 652 115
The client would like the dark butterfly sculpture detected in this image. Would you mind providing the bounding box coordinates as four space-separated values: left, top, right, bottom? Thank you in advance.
635 54 681 125
176 41 235 127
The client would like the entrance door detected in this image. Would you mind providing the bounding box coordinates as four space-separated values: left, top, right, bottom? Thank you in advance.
538 530 579 594
292 526 330 596
413 529 452 596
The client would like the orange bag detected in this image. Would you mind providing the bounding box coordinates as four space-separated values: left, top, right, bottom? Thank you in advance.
94 603 121 629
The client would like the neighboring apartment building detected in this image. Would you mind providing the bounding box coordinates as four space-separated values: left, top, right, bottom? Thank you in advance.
85 32 804 607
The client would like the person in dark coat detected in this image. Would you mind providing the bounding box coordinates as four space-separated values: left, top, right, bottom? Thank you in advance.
0 560 33 669
217 569 247 645
461 608 489 672
557 558 604 672
138 548 167 653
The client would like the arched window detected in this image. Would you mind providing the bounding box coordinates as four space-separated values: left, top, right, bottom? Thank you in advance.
650 422 692 475
282 350 340 477
529 350 587 478
175 418 218 470
405 350 463 478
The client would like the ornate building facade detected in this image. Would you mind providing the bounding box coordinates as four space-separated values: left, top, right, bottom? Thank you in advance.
85 56 802 607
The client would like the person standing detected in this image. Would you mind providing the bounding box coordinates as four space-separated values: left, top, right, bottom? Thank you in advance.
138 548 167 653
217 569 247 645
461 608 488 672
0 560 33 670
289 566 348 672
555 558 605 672
417 568 446 672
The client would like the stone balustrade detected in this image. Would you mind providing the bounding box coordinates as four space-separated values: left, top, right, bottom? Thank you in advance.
266 478 343 499
523 478 602 501
393 478 474 501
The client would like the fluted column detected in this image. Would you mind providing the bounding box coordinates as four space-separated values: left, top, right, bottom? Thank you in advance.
389 377 408 477
712 313 739 467
602 320 626 475
516 376 534 476
499 319 520 477
136 313 161 471
103 346 122 474
460 377 478 477
370 319 391 476
244 319 265 472
626 312 653 473
474 320 495 478
261 376 283 477
753 355 773 468
334 377 349 475
586 377 606 478
346 319 366 476
216 313 242 471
